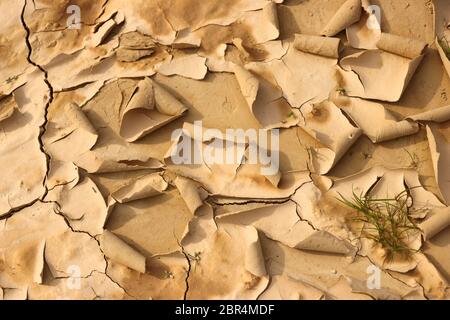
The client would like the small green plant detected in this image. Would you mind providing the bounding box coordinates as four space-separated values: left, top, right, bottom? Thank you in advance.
282 111 297 124
163 270 174 279
186 251 202 272
404 148 421 169
5 75 18 84
187 251 202 263
336 87 347 95
338 189 421 259
287 111 295 118
362 151 372 160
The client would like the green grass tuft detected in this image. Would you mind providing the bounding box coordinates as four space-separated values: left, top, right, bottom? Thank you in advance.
338 188 421 259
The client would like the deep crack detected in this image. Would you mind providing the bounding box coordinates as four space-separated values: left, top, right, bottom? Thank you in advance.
182 249 192 300
174 236 191 300
20 0 54 203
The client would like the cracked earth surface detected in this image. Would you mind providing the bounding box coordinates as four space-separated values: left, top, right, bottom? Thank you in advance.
1 0 450 300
